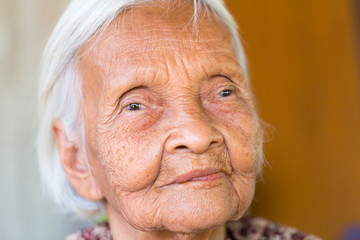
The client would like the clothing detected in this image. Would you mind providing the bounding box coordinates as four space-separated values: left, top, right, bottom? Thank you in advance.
64 216 322 240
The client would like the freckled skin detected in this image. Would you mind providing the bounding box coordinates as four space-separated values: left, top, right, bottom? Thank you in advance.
78 2 262 240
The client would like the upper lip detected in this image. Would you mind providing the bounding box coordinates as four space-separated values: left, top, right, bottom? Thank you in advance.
170 168 225 184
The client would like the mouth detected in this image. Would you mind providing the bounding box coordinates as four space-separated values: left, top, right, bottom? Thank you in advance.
170 168 226 185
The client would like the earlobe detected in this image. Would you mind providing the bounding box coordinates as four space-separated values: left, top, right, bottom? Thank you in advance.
52 120 104 201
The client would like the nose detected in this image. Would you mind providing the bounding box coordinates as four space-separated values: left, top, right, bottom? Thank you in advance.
164 109 224 154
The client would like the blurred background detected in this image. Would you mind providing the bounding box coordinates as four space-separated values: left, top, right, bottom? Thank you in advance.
227 1 360 240
0 0 359 239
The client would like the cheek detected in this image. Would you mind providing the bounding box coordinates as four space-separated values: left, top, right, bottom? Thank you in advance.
96 127 164 193
223 109 261 173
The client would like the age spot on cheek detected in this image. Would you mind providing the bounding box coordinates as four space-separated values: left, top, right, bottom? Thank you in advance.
140 118 151 128
132 112 161 131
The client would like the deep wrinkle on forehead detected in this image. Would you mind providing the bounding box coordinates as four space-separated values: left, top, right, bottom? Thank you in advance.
91 30 239 78
85 4 241 74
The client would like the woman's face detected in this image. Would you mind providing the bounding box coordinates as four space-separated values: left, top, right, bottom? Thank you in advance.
78 2 262 233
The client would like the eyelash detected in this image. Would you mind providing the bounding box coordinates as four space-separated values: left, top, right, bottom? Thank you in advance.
219 89 233 97
125 103 144 111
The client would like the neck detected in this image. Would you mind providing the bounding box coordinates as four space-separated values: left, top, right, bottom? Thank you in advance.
105 204 226 240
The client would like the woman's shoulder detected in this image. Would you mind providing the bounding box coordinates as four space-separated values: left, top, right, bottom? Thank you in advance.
64 216 322 240
226 215 322 240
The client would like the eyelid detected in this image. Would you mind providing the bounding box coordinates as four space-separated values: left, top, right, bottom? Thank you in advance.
211 74 235 84
115 86 147 107
210 74 240 89
119 96 146 112
217 83 237 93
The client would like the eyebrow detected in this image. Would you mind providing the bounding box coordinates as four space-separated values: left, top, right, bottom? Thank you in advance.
201 57 245 83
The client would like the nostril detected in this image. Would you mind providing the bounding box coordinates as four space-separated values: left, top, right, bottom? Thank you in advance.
175 145 187 149
210 136 223 147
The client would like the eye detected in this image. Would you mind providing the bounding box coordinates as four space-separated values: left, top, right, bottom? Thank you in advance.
126 103 144 111
219 89 232 97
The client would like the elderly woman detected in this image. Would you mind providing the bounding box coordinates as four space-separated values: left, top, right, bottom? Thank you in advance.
37 0 321 239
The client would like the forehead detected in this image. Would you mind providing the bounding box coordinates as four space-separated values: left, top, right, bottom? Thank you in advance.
79 2 239 81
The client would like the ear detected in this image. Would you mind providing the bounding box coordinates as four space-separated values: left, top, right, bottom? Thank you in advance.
52 120 103 201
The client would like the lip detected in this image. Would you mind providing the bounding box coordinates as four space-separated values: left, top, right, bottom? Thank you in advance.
170 168 225 184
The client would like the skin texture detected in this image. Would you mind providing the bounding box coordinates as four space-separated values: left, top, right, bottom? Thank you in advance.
53 1 262 240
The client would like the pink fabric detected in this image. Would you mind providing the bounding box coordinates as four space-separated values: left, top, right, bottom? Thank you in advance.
64 216 322 240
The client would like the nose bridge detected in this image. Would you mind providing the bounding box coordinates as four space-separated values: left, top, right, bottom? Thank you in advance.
164 99 223 154
178 99 208 124
178 104 211 136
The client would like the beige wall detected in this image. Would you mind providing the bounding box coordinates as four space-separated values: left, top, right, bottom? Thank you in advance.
0 0 88 239
226 0 360 239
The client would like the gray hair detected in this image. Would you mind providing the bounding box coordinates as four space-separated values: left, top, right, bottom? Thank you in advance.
37 0 253 219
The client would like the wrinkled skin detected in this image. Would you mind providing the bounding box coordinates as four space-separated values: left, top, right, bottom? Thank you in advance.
62 1 262 240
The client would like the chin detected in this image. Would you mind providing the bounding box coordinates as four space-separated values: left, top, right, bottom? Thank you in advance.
160 206 236 233
155 187 242 233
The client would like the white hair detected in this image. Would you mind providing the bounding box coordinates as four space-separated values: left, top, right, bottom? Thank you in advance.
38 0 255 219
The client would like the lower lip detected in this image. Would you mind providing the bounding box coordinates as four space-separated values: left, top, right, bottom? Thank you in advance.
189 172 225 182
